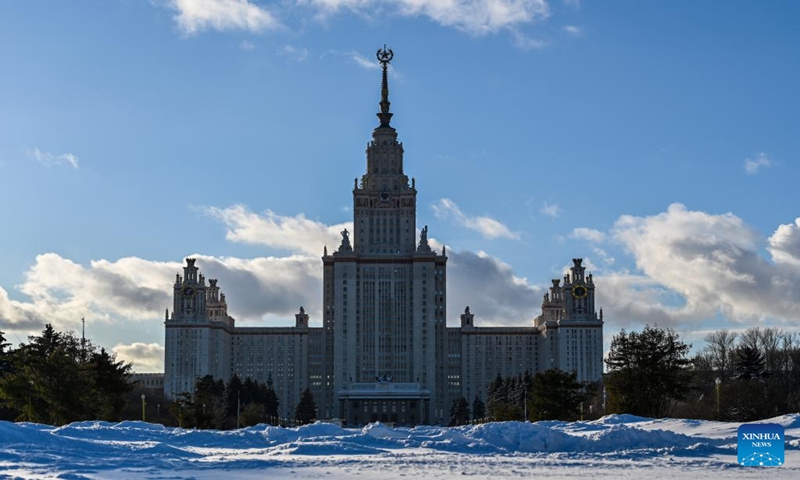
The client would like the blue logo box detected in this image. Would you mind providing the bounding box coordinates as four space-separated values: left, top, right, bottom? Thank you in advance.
738 423 784 467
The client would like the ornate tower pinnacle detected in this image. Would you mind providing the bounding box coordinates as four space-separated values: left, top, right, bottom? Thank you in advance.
376 45 394 128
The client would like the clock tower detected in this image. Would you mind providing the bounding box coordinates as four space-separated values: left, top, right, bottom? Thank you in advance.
557 258 603 382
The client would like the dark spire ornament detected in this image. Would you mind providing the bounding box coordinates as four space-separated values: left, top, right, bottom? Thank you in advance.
376 45 394 127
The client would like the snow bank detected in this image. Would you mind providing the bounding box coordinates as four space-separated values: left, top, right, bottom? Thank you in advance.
1 415 798 478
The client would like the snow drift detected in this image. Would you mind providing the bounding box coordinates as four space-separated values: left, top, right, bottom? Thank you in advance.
1 415 799 479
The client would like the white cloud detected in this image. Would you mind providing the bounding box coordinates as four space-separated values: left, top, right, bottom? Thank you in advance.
306 0 550 34
425 238 542 326
189 254 323 320
744 152 774 174
432 198 520 240
768 218 800 267
203 204 350 255
592 247 615 266
241 40 257 51
540 202 560 217
570 227 605 243
279 45 309 61
0 253 323 337
563 25 581 36
0 254 178 334
28 148 79 169
510 29 548 49
113 342 165 373
594 272 692 328
1 205 544 344
398 0 550 34
608 203 800 326
349 51 380 70
167 0 281 35
158 1 557 42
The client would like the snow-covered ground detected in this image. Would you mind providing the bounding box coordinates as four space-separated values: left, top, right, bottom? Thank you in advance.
1 414 799 479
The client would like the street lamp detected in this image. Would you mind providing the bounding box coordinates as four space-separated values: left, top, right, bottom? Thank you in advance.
523 388 527 422
715 377 722 421
602 386 607 412
141 394 146 422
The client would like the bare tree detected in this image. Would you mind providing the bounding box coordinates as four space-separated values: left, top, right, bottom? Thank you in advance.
701 330 737 380
757 327 782 374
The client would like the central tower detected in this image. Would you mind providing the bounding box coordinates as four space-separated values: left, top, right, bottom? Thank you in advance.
353 47 416 254
321 47 449 424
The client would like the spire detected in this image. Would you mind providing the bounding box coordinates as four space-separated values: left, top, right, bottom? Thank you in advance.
376 45 394 128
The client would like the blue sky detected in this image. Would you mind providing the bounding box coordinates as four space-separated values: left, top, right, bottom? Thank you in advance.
1 1 798 372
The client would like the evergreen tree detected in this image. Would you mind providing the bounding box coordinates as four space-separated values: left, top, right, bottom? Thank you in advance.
194 375 226 428
260 382 279 419
169 392 193 428
0 325 132 425
528 369 587 421
242 377 258 405
241 402 267 427
471 395 486 420
88 347 132 420
605 325 692 418
448 396 470 426
294 388 317 425
0 330 10 365
225 374 243 418
724 345 770 422
732 346 768 380
0 330 14 420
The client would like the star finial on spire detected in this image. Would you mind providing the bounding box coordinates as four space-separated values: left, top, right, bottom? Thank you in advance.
376 45 394 127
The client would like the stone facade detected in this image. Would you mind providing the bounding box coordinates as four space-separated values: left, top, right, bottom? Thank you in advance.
163 50 603 424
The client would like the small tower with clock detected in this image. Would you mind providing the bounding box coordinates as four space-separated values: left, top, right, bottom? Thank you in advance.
563 258 594 320
171 258 208 321
165 258 233 396
556 258 603 382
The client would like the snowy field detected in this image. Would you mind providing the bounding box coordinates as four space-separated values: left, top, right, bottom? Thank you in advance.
1 415 799 479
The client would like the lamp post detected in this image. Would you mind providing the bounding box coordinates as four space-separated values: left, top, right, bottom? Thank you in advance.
523 388 527 422
715 377 722 421
602 386 607 412
141 394 146 422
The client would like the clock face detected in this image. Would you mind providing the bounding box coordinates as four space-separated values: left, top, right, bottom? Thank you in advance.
183 286 194 297
572 285 588 299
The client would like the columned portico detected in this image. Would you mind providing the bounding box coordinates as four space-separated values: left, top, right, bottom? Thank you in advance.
339 382 431 426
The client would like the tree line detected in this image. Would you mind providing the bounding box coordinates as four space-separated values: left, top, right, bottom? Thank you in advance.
455 324 798 425
605 325 800 422
0 325 132 424
0 325 319 428
168 374 317 429
449 369 597 426
5 323 794 427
